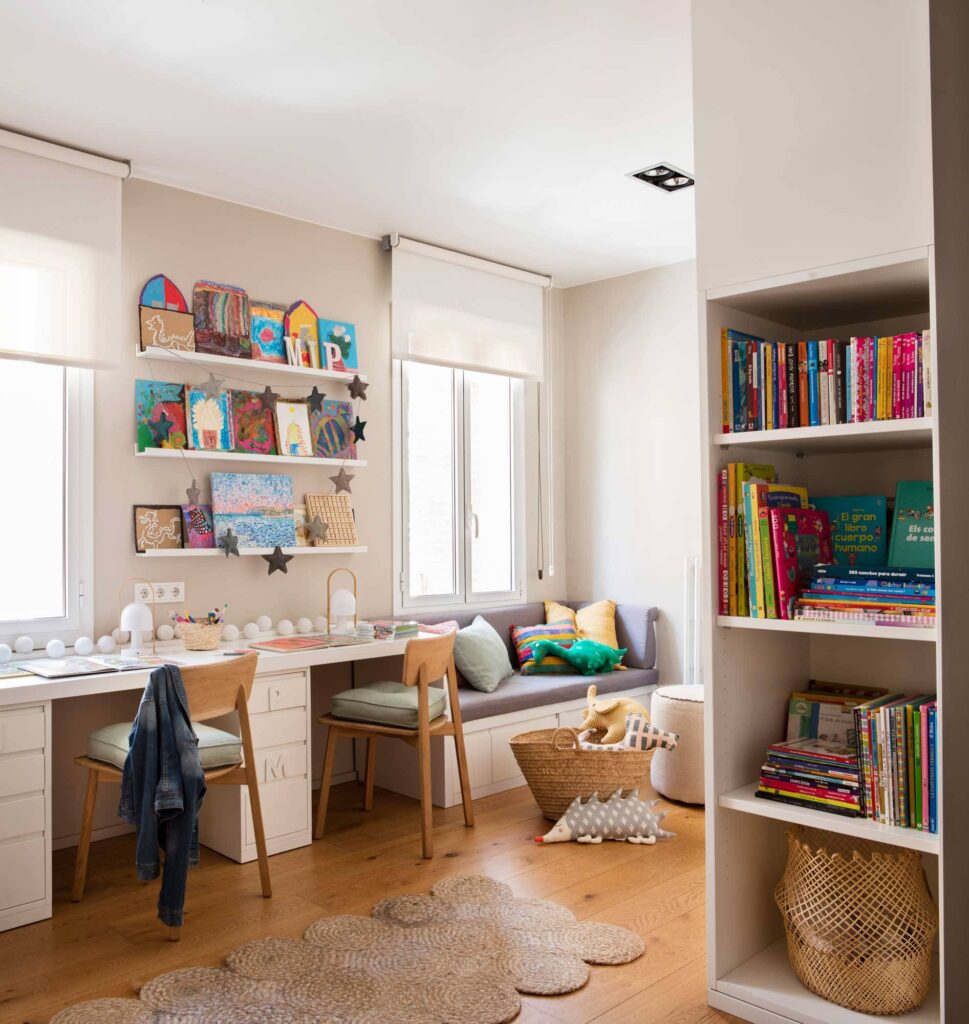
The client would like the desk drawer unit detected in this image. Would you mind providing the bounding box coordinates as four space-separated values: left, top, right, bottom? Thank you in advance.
199 669 312 864
0 702 52 932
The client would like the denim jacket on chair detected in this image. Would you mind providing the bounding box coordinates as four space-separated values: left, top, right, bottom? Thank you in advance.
119 664 206 927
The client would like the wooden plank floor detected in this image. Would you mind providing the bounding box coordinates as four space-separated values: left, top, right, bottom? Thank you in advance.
0 781 744 1023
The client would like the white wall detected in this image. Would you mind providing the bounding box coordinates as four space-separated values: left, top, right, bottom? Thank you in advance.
563 260 700 684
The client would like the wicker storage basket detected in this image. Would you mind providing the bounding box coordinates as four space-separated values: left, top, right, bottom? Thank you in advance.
178 622 222 651
775 827 938 1015
510 727 653 820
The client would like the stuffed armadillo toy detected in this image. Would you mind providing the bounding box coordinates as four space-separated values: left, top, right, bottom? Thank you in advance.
535 788 675 845
579 684 650 744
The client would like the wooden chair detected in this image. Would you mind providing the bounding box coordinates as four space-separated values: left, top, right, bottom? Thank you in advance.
313 633 474 858
71 653 271 938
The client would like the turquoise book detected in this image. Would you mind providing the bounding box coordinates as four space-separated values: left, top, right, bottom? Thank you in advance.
888 481 935 569
812 496 887 567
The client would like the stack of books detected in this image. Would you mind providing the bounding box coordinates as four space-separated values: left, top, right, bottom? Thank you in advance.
357 619 420 640
756 737 862 817
719 328 932 433
795 565 936 628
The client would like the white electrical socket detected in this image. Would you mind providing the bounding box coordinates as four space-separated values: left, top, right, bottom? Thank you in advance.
133 582 153 603
138 582 186 604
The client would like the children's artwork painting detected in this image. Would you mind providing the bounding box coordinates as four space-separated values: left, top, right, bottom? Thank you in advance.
309 399 357 460
139 306 196 352
250 302 287 363
139 274 189 312
193 280 251 358
293 505 310 546
274 400 313 457
284 300 319 367
135 379 188 451
230 389 278 455
211 472 296 549
318 319 358 372
187 386 233 451
133 505 184 553
181 504 215 548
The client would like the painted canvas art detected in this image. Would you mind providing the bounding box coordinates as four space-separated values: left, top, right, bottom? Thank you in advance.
139 306 195 352
139 273 188 312
309 399 357 460
250 302 287 363
133 505 183 553
135 379 187 451
318 319 358 372
193 280 251 358
284 300 319 367
274 400 313 457
211 472 296 549
187 386 233 451
181 504 215 548
230 389 278 455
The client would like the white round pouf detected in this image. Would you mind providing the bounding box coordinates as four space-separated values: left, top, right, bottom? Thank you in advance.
650 684 705 805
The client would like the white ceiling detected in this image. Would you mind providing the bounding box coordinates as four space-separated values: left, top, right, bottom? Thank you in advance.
0 0 695 287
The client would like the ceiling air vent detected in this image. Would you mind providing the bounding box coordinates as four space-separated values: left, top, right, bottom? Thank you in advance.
627 163 694 192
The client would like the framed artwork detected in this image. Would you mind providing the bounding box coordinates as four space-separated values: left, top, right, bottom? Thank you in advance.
318 319 358 372
293 505 310 546
193 280 251 358
139 273 189 312
211 472 296 549
284 299 319 367
274 400 313 457
230 389 278 456
135 379 187 452
181 503 215 549
139 306 195 352
134 505 183 553
187 387 233 451
309 399 356 460
305 493 358 546
250 302 287 363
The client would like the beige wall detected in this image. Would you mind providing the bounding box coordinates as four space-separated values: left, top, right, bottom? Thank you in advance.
563 260 700 684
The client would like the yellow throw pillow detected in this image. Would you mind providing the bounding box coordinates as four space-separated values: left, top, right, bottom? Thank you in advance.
545 599 625 668
544 601 576 629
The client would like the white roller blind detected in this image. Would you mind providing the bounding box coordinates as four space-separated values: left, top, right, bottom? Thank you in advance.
391 236 550 379
0 131 125 369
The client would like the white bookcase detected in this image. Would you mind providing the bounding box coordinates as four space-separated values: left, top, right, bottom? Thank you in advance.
699 247 946 1023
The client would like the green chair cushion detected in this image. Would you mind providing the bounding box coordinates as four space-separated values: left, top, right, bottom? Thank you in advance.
87 721 243 770
330 681 446 728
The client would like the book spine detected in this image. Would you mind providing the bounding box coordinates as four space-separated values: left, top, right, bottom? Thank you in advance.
733 341 746 432
853 338 865 422
818 341 830 426
869 336 878 421
746 343 756 431
854 706 868 817
826 340 836 424
727 463 738 616
913 705 922 829
770 509 795 620
772 341 780 430
878 337 889 420
785 343 798 428
721 329 731 433
921 705 930 830
906 704 917 828
849 338 857 422
895 704 907 826
903 334 916 419
807 340 819 426
743 483 763 618
764 342 773 431
754 790 861 818
928 704 937 833
735 465 748 617
891 336 901 420
916 332 924 418
923 329 933 416
797 342 809 426
718 468 729 615
759 507 778 618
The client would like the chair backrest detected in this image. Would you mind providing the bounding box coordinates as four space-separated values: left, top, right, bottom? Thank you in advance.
179 652 258 720
401 633 455 688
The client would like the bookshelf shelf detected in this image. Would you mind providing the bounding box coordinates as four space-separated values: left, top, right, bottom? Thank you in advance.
719 783 939 854
136 546 367 558
135 447 367 468
136 346 368 385
716 615 936 643
714 417 932 455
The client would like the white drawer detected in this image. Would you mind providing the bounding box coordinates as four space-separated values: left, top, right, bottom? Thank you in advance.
0 835 46 911
245 775 307 845
250 707 306 749
0 793 45 842
462 731 493 789
0 707 45 755
257 745 307 785
0 753 45 800
249 673 307 714
491 714 557 783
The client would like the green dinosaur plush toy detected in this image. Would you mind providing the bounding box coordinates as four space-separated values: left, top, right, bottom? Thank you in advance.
532 638 627 675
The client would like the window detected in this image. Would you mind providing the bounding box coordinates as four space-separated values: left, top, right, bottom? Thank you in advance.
397 360 523 608
0 359 92 647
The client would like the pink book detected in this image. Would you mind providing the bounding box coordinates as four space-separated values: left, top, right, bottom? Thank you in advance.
892 336 902 419
921 700 931 830
827 340 837 425
903 334 917 418
769 507 833 620
718 468 729 615
854 337 868 422
778 344 787 428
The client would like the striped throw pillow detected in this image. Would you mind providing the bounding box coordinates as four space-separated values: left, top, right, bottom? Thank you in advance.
511 621 578 674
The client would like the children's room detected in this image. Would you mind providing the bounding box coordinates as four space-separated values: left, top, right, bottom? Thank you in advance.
0 2 965 1022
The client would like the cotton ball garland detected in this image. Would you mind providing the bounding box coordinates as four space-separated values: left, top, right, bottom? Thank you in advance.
222 624 240 642
97 635 116 654
14 636 32 654
277 619 294 636
313 616 327 633
112 627 127 644
296 617 313 634
173 623 183 639
0 643 11 664
256 615 272 632
46 639 66 658
74 636 94 657
156 624 175 642
243 623 259 640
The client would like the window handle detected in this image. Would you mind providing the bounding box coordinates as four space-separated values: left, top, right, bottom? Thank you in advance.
469 510 480 539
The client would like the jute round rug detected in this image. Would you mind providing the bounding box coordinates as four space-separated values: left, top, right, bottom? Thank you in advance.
51 874 644 1024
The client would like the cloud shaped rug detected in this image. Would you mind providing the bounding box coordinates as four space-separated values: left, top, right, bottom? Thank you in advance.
50 875 644 1024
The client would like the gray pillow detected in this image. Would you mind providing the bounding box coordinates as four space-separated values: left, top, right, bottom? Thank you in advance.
453 615 515 693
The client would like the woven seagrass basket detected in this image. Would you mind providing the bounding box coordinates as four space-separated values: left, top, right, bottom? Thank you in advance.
775 827 938 1015
178 622 222 651
510 727 653 820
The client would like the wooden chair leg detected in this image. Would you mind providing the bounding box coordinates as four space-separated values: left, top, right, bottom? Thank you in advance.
447 658 475 828
363 736 377 811
71 768 99 902
237 689 272 899
168 926 181 942
417 713 433 860
314 724 339 839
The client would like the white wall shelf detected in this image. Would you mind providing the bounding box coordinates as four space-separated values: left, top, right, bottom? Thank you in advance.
716 615 936 643
137 546 367 558
720 783 939 855
135 446 367 468
714 418 933 455
136 346 368 385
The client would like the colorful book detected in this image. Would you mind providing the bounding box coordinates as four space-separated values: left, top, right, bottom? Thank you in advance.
888 480 935 569
811 496 887 567
718 468 729 615
807 340 820 426
733 463 775 616
768 508 833 619
750 483 809 618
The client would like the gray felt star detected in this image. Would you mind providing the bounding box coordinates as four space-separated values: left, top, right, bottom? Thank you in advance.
263 545 293 575
306 386 326 414
306 514 329 543
352 416 366 443
150 410 174 444
259 385 280 411
185 479 201 505
221 528 240 557
330 467 355 494
200 373 224 400
348 375 368 401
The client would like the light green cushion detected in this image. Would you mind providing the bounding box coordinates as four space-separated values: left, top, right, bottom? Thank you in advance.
330 681 446 728
87 721 242 770
453 615 515 693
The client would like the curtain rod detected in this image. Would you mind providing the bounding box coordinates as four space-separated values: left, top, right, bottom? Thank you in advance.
382 233 552 289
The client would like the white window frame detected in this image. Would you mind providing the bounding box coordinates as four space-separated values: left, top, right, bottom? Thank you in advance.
393 359 525 613
0 365 93 649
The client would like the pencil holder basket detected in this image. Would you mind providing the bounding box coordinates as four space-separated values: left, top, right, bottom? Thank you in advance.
179 622 222 651
775 826 937 1014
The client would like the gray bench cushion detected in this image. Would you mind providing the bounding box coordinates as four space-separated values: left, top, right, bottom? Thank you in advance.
88 721 242 770
331 681 446 728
